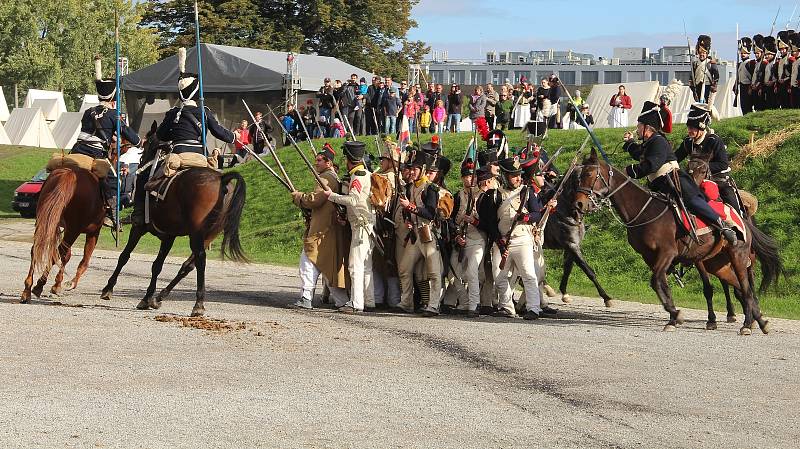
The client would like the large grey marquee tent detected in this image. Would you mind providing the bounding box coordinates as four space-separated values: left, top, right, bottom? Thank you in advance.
122 44 372 147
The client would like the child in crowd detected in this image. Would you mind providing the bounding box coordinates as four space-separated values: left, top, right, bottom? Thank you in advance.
419 105 431 134
331 117 346 138
433 99 446 134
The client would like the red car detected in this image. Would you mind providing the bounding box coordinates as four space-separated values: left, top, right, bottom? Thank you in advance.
12 168 49 218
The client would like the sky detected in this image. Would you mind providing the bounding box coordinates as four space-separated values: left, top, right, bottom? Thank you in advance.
408 0 789 61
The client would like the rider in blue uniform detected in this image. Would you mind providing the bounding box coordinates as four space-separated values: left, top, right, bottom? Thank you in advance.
156 47 235 156
623 101 736 243
71 56 141 228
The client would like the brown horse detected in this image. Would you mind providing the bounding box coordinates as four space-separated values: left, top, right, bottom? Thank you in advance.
21 167 105 302
100 122 248 316
574 149 781 335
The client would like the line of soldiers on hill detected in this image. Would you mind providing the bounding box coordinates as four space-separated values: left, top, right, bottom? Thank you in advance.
290 126 560 320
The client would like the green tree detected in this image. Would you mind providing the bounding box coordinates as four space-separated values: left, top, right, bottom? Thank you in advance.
140 0 429 80
0 0 159 111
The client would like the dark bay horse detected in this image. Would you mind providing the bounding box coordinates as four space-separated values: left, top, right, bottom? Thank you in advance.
574 149 781 335
21 165 106 302
543 170 613 306
100 122 248 316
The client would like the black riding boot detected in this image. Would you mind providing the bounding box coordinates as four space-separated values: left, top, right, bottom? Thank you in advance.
714 218 737 244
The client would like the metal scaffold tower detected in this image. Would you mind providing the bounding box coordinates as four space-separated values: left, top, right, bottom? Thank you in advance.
283 52 300 111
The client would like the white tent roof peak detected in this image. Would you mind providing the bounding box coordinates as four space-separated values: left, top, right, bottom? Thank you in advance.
52 112 83 149
23 89 67 117
4 108 57 148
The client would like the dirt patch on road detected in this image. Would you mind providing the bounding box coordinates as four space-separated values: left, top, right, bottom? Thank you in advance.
153 314 285 336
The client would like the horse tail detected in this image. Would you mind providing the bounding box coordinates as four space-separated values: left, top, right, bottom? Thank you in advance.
32 170 76 275
218 171 249 263
746 219 784 293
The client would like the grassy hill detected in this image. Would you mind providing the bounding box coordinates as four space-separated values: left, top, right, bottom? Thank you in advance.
1 110 798 317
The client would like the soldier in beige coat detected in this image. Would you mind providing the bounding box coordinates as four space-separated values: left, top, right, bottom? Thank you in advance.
290 143 349 309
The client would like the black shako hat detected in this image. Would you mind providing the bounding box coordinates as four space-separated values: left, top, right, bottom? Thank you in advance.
686 103 712 130
498 156 522 175
460 158 476 177
476 166 493 183
637 101 666 130
477 149 498 167
94 57 116 101
343 141 366 162
409 149 429 168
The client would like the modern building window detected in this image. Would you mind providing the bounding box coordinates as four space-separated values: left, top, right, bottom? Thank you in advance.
514 71 531 83
429 70 444 84
470 70 487 85
492 70 509 85
627 71 646 82
581 71 599 84
674 71 692 85
536 70 553 82
604 71 622 84
558 70 576 85
650 71 669 85
448 70 465 85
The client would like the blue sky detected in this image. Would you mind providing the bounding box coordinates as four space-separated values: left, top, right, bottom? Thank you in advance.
408 0 788 61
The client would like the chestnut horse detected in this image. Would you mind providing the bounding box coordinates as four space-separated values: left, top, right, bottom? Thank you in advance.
100 122 248 316
21 166 105 302
574 149 781 335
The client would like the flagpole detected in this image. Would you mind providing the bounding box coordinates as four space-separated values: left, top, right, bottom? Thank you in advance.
114 10 121 245
194 0 207 157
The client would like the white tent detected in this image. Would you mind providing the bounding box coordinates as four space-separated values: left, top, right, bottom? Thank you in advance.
0 121 10 144
23 89 67 118
656 83 694 125
51 112 83 149
0 86 9 122
584 81 660 129
79 94 100 113
713 78 742 120
4 108 57 148
31 98 63 122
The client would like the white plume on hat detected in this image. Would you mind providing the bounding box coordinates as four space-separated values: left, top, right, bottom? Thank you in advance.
94 56 103 81
178 47 187 74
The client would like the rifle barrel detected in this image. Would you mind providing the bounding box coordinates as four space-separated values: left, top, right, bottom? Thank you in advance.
266 105 327 190
242 99 295 191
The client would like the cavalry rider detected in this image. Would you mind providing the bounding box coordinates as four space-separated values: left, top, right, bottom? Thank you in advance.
324 141 375 314
623 101 737 244
156 47 235 157
675 104 743 216
71 56 141 228
690 35 719 104
479 156 548 320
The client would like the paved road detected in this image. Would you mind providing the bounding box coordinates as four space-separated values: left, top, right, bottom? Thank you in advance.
0 231 798 448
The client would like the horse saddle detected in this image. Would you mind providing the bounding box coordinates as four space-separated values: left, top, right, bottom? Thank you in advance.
46 153 112 178
144 152 213 201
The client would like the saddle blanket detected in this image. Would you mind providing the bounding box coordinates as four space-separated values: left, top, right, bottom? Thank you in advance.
676 180 747 240
46 153 113 178
144 152 215 200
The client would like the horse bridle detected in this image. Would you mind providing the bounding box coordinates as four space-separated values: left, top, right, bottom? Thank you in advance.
576 163 669 228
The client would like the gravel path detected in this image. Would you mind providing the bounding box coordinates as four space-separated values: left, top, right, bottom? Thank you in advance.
0 224 798 448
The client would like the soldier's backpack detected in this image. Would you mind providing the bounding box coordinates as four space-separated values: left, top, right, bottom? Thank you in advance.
369 172 392 209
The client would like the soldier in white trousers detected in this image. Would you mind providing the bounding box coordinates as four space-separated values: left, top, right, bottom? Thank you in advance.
324 141 375 313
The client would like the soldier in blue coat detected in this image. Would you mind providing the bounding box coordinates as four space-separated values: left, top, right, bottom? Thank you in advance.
71 56 141 228
156 47 235 156
623 101 736 243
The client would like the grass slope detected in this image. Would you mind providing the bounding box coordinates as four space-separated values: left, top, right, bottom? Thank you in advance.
1 110 798 317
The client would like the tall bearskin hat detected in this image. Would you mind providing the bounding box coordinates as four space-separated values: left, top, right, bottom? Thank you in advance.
696 35 711 54
637 101 668 131
177 47 200 101
94 56 116 102
777 31 793 50
738 36 753 54
763 36 778 56
460 158 476 177
686 103 712 130
343 140 366 162
753 34 765 53
790 33 800 52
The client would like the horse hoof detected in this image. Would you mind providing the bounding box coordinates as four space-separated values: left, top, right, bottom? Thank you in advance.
761 320 771 335
726 315 737 323
604 299 614 308
749 321 757 330
65 280 77 291
20 292 31 304
136 299 150 310
190 306 205 317
544 285 557 298
50 286 62 296
676 310 685 325
561 294 572 304
148 299 162 310
706 322 717 331
663 324 676 332
100 290 112 301
31 286 43 298
739 327 752 336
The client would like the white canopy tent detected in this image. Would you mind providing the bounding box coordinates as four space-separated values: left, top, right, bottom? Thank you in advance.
79 94 100 113
713 78 742 120
0 86 9 122
656 82 694 125
51 112 83 149
584 81 660 129
31 98 63 122
4 108 57 148
0 122 10 144
23 89 67 118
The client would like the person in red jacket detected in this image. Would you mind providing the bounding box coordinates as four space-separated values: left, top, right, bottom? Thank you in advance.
608 85 632 128
658 94 673 134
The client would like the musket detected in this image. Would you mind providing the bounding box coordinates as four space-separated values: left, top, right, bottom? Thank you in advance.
787 5 797 29
684 20 699 102
266 105 326 190
539 145 565 174
193 0 207 157
558 81 610 163
456 136 478 262
295 103 317 156
770 6 782 36
235 138 293 192
113 10 121 245
536 146 583 232
241 99 294 191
